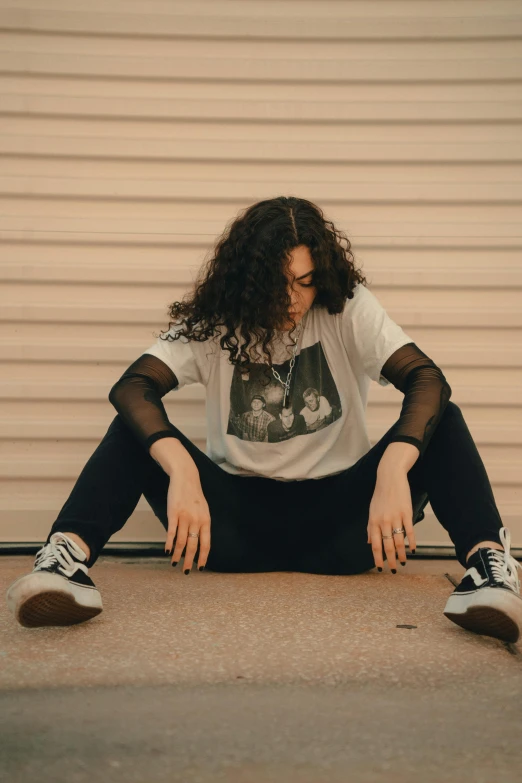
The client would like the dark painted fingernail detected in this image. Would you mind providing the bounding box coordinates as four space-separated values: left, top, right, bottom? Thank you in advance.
411 550 416 555
400 561 406 566
184 569 190 575
165 549 172 556
199 566 204 571
171 561 178 567
377 567 382 572
391 569 397 574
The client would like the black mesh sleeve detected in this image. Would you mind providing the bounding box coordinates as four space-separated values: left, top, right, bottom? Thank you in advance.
379 342 452 458
108 353 181 453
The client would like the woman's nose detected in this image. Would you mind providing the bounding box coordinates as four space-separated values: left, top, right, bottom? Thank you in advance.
288 288 300 307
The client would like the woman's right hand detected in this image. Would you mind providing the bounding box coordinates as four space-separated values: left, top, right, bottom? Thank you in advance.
165 465 211 573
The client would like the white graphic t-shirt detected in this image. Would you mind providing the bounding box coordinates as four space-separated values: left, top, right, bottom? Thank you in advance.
142 282 415 481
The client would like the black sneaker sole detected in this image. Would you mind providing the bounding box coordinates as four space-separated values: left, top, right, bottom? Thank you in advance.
444 606 520 643
17 589 103 628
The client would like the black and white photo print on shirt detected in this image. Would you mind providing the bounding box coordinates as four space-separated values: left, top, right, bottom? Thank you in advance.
227 341 342 443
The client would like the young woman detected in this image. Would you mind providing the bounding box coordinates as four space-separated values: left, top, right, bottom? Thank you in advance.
6 196 521 642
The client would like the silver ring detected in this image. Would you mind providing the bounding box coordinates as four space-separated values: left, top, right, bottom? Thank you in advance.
393 527 406 535
381 534 394 540
187 532 199 538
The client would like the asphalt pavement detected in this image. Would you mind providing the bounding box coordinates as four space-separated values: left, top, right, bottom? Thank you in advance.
1 555 521 782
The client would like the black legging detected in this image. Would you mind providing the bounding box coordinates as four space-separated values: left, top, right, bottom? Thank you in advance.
46 401 504 572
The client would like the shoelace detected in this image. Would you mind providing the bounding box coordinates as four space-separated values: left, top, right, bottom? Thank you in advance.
488 527 522 594
34 535 82 575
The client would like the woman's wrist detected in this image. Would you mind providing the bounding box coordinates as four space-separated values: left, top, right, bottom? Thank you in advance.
149 436 198 477
377 442 419 476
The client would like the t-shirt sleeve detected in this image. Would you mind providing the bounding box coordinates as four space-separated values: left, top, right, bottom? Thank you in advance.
142 324 206 390
341 283 415 387
379 342 453 457
341 284 453 457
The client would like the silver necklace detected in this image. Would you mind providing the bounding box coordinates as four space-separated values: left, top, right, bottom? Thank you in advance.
270 314 306 408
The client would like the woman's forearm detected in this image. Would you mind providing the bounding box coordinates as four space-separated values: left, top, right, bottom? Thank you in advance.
377 441 420 476
149 436 198 478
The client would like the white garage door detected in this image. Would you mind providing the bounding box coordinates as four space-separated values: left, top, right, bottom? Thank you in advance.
1 0 521 554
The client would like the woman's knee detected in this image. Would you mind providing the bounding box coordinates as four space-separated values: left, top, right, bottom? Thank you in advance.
442 400 462 419
433 400 464 434
106 413 135 440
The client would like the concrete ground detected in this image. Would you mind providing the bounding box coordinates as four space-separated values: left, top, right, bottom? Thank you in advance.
1 555 522 782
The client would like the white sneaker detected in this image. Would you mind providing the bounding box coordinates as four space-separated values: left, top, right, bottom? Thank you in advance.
443 527 522 643
6 532 103 628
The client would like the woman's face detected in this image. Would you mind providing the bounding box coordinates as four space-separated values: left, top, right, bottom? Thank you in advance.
280 245 317 330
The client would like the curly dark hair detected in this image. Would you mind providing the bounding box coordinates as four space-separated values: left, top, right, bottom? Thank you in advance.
156 195 367 373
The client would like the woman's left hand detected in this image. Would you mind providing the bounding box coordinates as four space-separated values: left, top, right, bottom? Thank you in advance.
367 468 417 571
